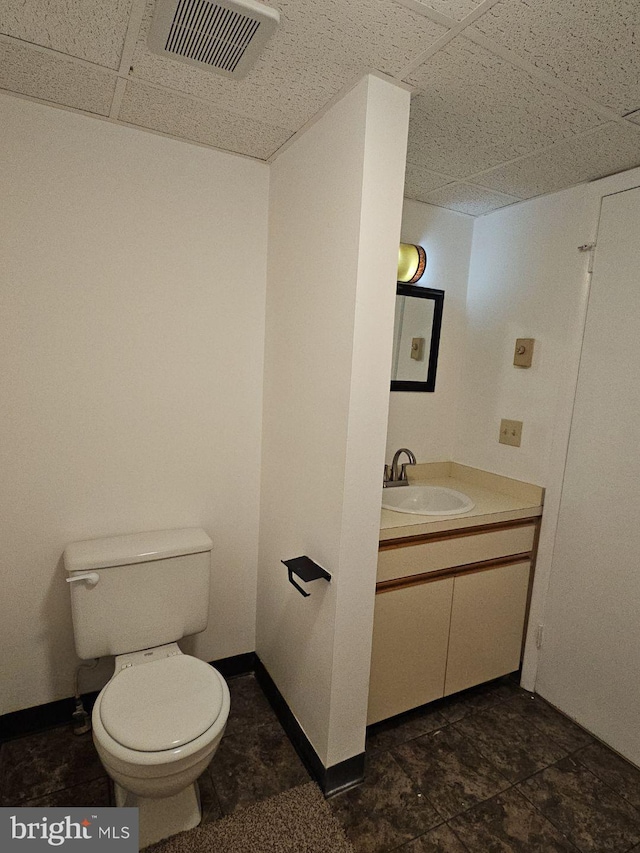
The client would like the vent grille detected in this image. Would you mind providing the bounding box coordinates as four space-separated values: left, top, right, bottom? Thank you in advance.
148 0 279 79
166 0 260 73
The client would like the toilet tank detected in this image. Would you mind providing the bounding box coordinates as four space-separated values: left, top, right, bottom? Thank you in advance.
64 528 212 659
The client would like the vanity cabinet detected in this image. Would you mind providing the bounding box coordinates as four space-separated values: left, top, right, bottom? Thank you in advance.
367 519 538 725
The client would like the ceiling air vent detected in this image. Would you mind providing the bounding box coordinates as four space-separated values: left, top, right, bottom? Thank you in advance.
148 0 279 79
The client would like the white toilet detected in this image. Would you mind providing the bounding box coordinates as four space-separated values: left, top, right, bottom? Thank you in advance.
64 528 230 849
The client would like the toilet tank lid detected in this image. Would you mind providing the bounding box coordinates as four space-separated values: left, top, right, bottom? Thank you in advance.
64 528 212 572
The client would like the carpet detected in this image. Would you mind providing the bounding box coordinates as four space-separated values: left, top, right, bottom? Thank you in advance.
146 783 355 853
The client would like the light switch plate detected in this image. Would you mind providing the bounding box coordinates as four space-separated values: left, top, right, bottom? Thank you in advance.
499 419 523 447
514 338 535 368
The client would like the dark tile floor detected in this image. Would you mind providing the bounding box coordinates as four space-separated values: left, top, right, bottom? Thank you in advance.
334 678 640 853
0 675 309 821
1 674 640 853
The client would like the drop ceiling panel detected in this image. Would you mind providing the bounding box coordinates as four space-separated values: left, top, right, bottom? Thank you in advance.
0 40 116 115
471 0 640 115
1 0 638 216
421 182 520 215
404 162 454 200
119 80 292 158
405 38 603 177
475 123 640 200
268 0 448 75
130 0 447 129
0 0 133 70
411 0 484 21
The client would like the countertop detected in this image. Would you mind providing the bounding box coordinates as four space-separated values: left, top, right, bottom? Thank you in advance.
380 461 544 542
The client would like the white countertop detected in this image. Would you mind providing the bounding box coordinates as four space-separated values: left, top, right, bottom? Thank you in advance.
380 462 544 542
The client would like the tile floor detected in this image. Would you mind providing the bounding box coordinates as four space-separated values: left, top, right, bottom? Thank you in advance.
1 674 640 853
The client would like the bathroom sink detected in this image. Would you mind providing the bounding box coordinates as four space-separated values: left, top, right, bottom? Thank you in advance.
382 485 475 516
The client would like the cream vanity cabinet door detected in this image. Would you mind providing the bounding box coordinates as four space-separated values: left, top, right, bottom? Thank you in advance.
367 577 453 725
444 561 531 697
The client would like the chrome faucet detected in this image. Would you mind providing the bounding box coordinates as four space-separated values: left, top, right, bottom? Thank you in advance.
384 448 417 487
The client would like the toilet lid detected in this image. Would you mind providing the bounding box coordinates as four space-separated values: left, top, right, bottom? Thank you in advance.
100 656 225 752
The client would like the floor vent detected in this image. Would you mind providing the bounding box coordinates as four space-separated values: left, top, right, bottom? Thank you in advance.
148 0 279 79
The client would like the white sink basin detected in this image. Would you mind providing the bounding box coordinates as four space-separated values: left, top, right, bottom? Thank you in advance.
382 485 475 516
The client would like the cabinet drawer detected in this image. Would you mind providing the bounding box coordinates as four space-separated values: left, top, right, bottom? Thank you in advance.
377 522 536 583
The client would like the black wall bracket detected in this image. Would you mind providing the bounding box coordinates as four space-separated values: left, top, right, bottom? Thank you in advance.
282 556 331 598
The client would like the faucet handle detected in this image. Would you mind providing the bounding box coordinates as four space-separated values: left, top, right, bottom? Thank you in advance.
383 464 391 485
400 460 415 482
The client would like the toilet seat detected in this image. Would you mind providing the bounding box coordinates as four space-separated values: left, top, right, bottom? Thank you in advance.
99 655 226 753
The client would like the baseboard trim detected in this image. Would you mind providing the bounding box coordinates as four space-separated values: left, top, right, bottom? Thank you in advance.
255 657 365 797
0 651 257 743
0 692 100 743
210 651 257 679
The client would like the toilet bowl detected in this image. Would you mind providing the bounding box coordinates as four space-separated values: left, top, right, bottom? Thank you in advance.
92 643 230 848
65 527 228 848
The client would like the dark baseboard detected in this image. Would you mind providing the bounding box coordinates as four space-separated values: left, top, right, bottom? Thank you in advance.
255 657 365 797
210 651 257 679
0 691 99 743
322 753 367 798
0 651 257 744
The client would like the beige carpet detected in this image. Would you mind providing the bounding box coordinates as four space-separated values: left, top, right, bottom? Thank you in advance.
146 783 355 853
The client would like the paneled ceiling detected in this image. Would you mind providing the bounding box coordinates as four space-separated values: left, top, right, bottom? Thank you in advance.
1 0 639 215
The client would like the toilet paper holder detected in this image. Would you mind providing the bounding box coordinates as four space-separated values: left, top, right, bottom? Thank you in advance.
282 556 331 598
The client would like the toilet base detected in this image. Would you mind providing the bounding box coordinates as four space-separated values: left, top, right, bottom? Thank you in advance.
115 780 202 849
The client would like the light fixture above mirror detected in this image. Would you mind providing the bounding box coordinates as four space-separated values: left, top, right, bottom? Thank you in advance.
397 243 427 284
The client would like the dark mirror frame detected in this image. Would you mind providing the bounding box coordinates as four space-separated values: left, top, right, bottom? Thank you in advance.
391 284 444 393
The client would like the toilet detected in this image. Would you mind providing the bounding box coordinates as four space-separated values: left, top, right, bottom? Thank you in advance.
64 528 230 849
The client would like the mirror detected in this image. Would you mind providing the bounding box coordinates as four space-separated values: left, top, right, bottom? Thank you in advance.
391 284 444 392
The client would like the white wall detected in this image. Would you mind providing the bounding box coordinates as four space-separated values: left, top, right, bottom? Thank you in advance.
386 199 473 464
455 190 594 486
0 95 269 714
457 189 595 691
458 164 640 702
257 75 410 768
